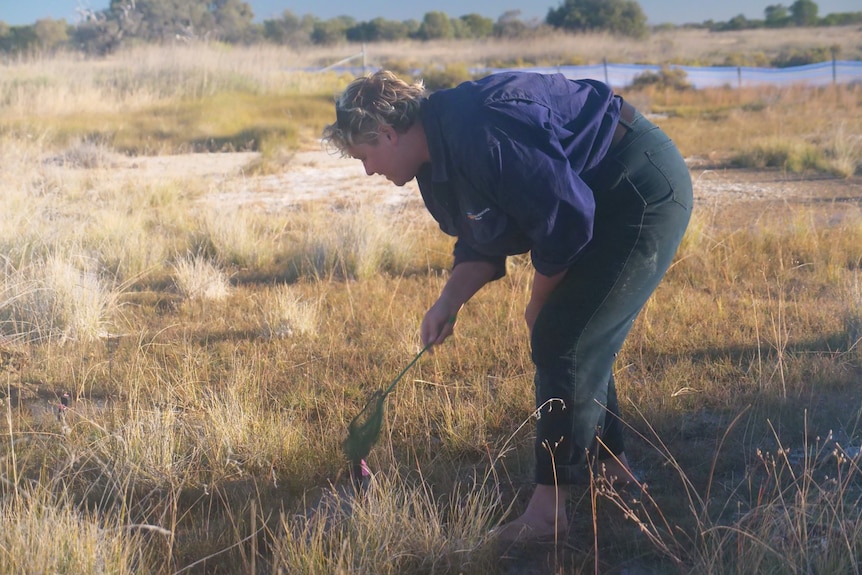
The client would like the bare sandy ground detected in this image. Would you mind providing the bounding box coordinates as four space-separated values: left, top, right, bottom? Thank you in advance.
100 149 861 211
105 149 422 210
208 151 421 211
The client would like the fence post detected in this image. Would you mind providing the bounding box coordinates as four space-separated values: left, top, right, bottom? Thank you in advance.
737 66 742 90
603 58 609 85
831 48 838 85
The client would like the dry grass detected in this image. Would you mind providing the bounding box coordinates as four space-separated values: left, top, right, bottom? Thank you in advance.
630 84 862 176
0 484 151 574
364 25 862 68
172 255 231 301
1 37 862 574
1 254 122 343
258 284 321 339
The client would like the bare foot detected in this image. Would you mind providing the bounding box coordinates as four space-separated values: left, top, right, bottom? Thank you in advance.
492 517 568 543
492 484 568 543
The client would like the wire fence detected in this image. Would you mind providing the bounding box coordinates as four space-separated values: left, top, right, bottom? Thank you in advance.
490 60 862 89
324 57 862 89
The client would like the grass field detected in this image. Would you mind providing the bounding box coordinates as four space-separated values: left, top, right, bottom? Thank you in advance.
2 32 862 574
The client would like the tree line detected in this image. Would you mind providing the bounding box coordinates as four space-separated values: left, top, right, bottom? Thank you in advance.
0 0 860 56
705 0 861 30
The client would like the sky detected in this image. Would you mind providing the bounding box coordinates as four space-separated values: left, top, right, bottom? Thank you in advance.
1 0 860 27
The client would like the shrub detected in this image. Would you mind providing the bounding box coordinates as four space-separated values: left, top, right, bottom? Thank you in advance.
419 64 476 91
629 66 692 91
723 51 771 68
772 46 834 68
730 138 829 173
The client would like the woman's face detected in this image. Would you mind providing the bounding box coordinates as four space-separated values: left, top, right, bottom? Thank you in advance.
347 125 423 187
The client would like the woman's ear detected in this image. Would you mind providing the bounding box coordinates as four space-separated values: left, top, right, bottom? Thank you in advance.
379 124 398 143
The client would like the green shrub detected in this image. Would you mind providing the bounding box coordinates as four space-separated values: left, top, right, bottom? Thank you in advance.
772 46 834 68
730 138 829 173
723 51 771 68
629 65 692 91
418 64 476 91
377 58 418 79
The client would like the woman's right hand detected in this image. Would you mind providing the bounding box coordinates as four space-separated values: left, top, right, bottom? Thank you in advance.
419 260 497 350
420 300 459 349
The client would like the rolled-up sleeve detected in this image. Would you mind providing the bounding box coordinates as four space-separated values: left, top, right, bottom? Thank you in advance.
452 240 508 280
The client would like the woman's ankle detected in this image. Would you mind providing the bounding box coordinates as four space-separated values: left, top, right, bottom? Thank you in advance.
596 453 638 484
525 484 568 522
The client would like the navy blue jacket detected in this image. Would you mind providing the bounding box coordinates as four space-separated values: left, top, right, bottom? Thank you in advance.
417 71 622 279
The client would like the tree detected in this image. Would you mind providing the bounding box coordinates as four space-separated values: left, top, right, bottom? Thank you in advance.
311 16 354 45
0 25 38 53
105 0 203 42
0 24 13 52
790 0 819 26
417 11 454 40
209 0 255 43
493 10 528 38
263 10 314 45
459 13 493 38
71 12 124 54
721 14 754 30
402 19 421 37
346 18 411 42
98 0 254 43
820 11 862 26
546 0 648 39
33 18 69 51
764 4 790 27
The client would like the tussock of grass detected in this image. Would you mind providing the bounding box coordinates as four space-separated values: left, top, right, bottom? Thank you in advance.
200 368 308 474
46 137 118 169
97 405 195 486
258 284 320 339
273 471 500 574
0 486 150 574
731 137 830 173
78 378 307 488
194 208 277 269
1 254 121 343
283 204 421 281
172 255 230 301
823 121 862 178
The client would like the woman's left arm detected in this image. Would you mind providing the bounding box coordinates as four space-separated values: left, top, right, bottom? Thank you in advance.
526 269 567 334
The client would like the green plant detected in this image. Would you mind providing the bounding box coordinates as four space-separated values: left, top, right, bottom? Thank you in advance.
419 63 476 91
629 65 692 91
730 138 829 173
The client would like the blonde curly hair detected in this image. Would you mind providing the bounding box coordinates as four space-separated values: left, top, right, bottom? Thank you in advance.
322 70 427 154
